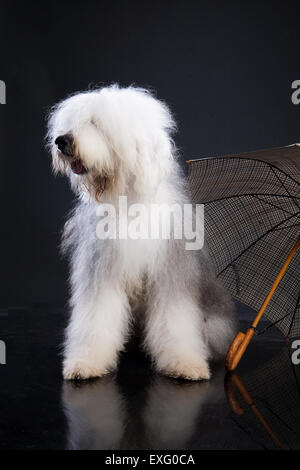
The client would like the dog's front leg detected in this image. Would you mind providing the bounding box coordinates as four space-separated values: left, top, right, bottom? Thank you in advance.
63 283 130 380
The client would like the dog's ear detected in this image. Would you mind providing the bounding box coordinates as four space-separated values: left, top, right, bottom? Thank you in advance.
133 131 175 195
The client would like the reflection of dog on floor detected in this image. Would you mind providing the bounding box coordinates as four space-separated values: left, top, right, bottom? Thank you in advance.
47 85 236 381
62 367 226 450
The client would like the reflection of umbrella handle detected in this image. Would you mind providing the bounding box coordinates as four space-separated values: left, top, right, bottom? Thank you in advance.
226 234 300 371
224 373 245 415
225 372 287 450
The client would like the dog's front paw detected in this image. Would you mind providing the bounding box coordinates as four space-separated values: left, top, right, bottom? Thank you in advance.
161 359 211 381
63 358 110 381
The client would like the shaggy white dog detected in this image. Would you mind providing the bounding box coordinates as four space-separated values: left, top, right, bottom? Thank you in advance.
47 85 236 381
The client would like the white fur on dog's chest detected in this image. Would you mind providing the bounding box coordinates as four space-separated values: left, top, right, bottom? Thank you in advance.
118 237 165 286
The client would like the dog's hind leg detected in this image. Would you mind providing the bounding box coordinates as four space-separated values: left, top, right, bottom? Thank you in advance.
201 278 237 361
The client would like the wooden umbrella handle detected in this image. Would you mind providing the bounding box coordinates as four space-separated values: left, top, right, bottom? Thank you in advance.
225 328 255 371
226 234 300 371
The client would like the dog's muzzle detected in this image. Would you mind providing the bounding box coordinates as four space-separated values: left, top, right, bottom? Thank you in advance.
55 134 87 175
55 134 73 156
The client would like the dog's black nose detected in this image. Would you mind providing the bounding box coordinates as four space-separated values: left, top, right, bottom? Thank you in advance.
55 134 73 156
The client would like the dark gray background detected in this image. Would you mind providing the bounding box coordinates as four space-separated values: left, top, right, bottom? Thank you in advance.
1 0 300 307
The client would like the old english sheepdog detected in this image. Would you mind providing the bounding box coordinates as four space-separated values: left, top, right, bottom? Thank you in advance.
47 85 236 381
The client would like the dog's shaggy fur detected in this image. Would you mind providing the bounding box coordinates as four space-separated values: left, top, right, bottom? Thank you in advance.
47 85 236 381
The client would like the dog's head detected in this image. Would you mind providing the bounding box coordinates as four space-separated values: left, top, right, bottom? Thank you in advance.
47 85 177 201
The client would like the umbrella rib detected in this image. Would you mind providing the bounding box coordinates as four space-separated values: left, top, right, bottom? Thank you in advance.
255 269 300 336
256 310 295 335
231 263 241 296
189 156 300 189
252 195 299 218
287 291 300 338
287 345 300 401
269 166 300 211
206 193 300 230
218 210 300 276
203 193 300 206
273 222 300 232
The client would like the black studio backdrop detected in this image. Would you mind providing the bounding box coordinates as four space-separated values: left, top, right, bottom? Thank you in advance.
1 0 300 307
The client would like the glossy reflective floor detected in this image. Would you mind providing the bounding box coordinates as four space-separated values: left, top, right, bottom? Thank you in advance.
0 305 299 450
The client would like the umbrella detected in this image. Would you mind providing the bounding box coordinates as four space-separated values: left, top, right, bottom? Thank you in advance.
225 347 300 449
187 144 300 370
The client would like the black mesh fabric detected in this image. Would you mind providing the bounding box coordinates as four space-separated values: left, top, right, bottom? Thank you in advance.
187 145 300 337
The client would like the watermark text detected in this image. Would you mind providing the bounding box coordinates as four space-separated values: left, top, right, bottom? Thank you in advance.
0 80 6 104
95 196 204 250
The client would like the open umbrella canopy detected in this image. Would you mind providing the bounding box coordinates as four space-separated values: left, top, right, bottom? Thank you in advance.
187 144 300 338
